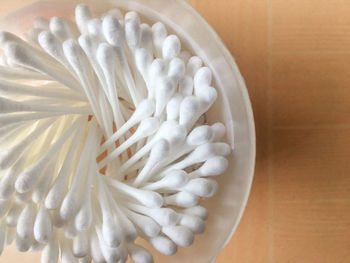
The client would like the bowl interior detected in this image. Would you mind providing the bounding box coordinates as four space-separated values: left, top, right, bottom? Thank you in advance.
0 1 256 262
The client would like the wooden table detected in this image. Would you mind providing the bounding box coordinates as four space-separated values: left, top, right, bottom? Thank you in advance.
1 0 350 262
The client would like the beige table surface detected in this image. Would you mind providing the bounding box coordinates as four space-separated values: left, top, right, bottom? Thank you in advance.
1 0 350 262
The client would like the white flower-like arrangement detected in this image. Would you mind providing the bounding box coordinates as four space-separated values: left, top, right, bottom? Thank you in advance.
0 4 231 263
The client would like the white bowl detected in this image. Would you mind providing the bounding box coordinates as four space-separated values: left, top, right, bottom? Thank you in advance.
0 1 256 262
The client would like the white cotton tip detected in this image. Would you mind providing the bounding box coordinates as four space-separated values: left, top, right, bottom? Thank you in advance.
150 58 167 78
34 206 52 244
131 98 155 122
16 203 36 239
75 4 93 34
87 18 103 40
60 188 79 220
128 243 154 263
183 178 218 197
49 17 74 41
135 117 161 140
102 216 122 248
38 31 64 61
0 199 10 218
41 233 59 263
168 57 185 81
143 170 188 191
6 204 23 227
155 120 187 145
213 142 231 156
73 232 89 258
211 122 226 141
45 179 65 210
90 232 105 263
136 189 164 209
135 48 152 77
181 206 208 220
196 86 217 112
179 96 200 128
98 231 122 263
147 208 179 226
5 227 15 246
187 125 214 146
149 236 177 256
164 191 199 208
199 156 228 176
162 225 194 247
15 161 45 194
16 234 32 252
116 211 138 242
162 35 181 60
74 197 92 232
125 209 161 237
140 23 153 52
152 22 167 55
194 67 212 88
179 213 205 234
125 18 141 50
187 56 203 76
155 77 176 116
166 93 183 120
175 142 231 169
102 15 124 47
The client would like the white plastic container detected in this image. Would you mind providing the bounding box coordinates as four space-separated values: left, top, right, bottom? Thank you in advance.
0 1 256 262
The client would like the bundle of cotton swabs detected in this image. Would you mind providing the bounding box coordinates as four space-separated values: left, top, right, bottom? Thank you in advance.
0 3 231 263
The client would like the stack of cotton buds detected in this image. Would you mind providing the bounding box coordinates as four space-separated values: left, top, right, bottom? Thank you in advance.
0 3 231 263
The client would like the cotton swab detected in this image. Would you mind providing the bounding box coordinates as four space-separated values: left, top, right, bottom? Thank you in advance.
149 236 177 256
34 206 52 244
72 232 89 258
152 22 167 58
75 4 93 35
126 202 178 227
188 156 228 179
132 139 170 187
41 231 59 263
162 225 194 247
164 191 199 208
186 56 203 77
105 177 163 208
127 243 154 263
16 203 36 239
101 98 155 150
142 170 188 191
49 17 76 42
166 94 183 120
123 207 160 238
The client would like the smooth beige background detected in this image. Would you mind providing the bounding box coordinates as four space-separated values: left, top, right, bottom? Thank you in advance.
1 0 350 262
